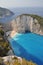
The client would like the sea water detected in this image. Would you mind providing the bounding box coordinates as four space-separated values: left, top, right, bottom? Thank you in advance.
9 33 43 65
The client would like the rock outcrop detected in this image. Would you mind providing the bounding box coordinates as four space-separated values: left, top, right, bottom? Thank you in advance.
0 56 37 65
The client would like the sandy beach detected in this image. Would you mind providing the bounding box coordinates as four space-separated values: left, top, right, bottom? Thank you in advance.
10 31 18 38
6 31 18 38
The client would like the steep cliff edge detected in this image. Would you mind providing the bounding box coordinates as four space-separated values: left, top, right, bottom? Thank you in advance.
0 7 14 18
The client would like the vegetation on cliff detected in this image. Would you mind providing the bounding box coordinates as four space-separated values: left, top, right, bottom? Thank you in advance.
29 14 43 27
22 14 43 29
0 24 10 57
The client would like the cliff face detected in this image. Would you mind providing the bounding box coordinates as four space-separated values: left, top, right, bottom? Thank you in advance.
10 14 40 34
3 14 43 35
0 7 14 18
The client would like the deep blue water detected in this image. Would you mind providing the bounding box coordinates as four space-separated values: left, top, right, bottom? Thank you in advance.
9 33 43 65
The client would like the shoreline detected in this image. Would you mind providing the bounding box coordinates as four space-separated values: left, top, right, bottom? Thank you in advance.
5 31 17 56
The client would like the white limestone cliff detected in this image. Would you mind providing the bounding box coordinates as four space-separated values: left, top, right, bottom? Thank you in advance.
3 14 43 35
10 14 40 34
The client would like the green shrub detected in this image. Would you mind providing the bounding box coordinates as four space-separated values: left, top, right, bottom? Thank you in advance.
0 30 4 36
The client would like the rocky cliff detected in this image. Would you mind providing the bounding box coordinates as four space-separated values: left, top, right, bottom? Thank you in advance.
10 14 41 34
3 14 43 35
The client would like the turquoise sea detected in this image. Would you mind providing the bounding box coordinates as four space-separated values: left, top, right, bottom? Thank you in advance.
9 33 43 65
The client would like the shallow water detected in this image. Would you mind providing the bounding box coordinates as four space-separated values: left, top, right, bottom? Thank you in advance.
9 33 43 65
